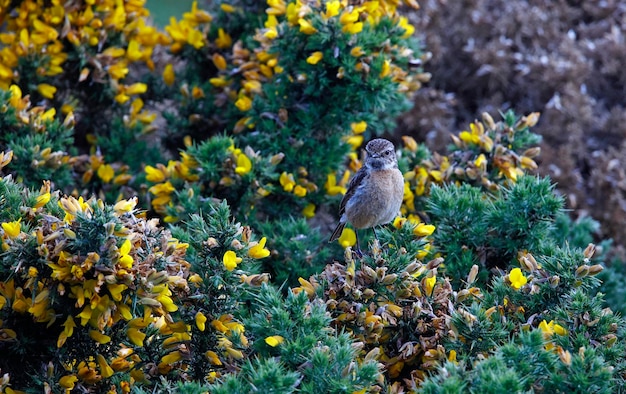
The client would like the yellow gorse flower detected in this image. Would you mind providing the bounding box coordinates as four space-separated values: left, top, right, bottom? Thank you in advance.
235 152 252 175
351 121 367 134
89 329 111 344
248 237 270 259
215 28 232 48
34 192 51 209
223 250 242 271
97 354 114 378
337 228 356 248
2 219 21 238
235 95 253 112
424 275 436 296
59 375 78 389
265 335 284 347
325 173 347 196
280 171 296 192
293 185 307 197
127 327 146 346
298 18 317 34
509 267 528 290
302 203 316 218
195 311 208 331
37 83 57 99
162 63 175 88
97 164 115 183
306 51 323 65
538 320 568 338
323 1 341 19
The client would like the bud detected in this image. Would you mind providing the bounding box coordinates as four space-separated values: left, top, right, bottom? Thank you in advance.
522 147 541 158
466 264 479 286
344 246 354 264
520 156 538 170
364 347 380 361
515 112 540 130
526 253 539 269
380 273 398 285
583 243 596 259
241 273 270 286
396 288 412 298
481 112 496 130
525 112 540 127
465 168 478 180
278 108 288 123
558 348 572 365
60 227 78 240
362 265 377 281
426 257 443 270
206 237 220 248
457 308 477 325
362 288 375 298
549 275 560 288
405 261 422 275
270 153 285 165
481 135 494 152
230 239 243 250
371 238 381 257
575 265 590 278
450 133 462 148
402 136 418 152
588 264 604 276
519 256 534 272
456 289 470 302
604 334 617 347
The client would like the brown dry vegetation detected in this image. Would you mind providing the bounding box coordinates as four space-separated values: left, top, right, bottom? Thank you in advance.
399 0 626 253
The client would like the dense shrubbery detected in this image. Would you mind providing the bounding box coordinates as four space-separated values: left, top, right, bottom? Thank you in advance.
0 0 623 393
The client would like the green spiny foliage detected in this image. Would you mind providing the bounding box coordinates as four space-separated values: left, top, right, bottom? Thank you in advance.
214 284 381 393
427 176 563 286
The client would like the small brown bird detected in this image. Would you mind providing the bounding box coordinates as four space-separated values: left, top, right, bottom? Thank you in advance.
329 138 404 256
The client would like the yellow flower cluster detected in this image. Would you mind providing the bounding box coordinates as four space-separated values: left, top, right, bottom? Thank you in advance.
400 113 542 215
0 187 209 390
261 0 425 91
279 169 317 198
3 84 70 132
450 112 541 186
164 2 282 131
162 0 426 142
144 141 322 221
0 0 167 106
145 152 199 217
165 1 212 52
70 152 134 187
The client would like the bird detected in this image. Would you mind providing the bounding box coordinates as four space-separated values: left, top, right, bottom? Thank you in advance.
329 138 405 257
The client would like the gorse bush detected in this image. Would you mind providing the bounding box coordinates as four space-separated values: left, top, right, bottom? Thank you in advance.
0 0 624 393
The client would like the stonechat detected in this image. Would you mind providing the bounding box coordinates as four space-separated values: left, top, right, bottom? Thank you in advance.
329 138 404 256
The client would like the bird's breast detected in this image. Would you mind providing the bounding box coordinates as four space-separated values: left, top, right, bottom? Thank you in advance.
345 168 404 228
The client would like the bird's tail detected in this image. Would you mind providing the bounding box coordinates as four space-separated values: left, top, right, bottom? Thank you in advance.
329 222 346 243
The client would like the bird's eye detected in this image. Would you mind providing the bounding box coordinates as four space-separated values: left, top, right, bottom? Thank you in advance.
384 150 390 156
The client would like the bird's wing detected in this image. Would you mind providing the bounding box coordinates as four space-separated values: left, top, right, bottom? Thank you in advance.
338 167 368 216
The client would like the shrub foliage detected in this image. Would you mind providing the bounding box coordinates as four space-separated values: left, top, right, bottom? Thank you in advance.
0 0 623 393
